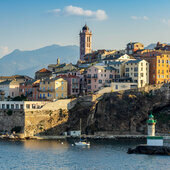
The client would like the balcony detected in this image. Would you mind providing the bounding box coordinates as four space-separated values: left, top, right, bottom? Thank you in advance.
38 89 55 92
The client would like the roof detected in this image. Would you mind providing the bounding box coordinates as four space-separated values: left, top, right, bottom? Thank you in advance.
36 68 52 73
108 61 124 65
82 24 89 31
93 65 116 71
0 80 11 85
125 59 142 64
56 75 80 79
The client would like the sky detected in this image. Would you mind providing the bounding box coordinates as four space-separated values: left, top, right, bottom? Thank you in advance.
0 0 170 58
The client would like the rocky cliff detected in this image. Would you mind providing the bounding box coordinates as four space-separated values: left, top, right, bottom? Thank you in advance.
0 84 169 136
37 84 170 136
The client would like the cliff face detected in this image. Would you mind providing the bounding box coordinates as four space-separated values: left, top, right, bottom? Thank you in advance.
0 84 169 136
66 84 170 135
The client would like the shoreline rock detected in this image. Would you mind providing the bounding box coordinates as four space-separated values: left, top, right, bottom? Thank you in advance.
127 145 170 155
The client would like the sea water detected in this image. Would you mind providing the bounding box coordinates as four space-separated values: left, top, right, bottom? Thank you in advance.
0 140 169 170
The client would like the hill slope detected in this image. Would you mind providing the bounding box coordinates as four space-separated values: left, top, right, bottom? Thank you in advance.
0 44 79 77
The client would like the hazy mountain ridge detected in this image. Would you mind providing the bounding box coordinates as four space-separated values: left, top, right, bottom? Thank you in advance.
0 44 79 77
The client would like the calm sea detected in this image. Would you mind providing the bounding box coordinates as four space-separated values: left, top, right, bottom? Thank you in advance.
0 139 169 170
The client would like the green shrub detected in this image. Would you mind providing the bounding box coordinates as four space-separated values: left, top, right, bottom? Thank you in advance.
7 110 13 116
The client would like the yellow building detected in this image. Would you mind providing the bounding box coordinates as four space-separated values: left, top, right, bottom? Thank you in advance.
141 51 170 84
39 78 67 100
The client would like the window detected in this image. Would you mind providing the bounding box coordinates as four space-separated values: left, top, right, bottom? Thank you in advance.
140 73 143 77
99 80 102 84
116 85 118 89
43 94 45 98
126 68 129 72
61 93 64 97
11 104 14 109
62 87 64 90
134 67 138 72
88 85 91 89
20 104 24 109
134 73 138 77
26 104 30 109
56 93 58 97
40 94 42 98
48 93 50 97
125 73 129 77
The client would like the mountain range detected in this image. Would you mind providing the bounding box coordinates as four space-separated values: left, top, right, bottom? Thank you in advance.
0 45 79 78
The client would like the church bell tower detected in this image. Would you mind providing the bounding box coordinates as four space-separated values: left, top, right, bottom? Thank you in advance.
79 24 92 60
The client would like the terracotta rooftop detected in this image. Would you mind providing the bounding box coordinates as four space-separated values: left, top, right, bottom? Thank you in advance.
37 68 52 73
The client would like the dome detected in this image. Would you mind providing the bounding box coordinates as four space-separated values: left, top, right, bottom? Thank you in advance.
82 24 89 31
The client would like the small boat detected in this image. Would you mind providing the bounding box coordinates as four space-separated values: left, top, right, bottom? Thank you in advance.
74 119 90 146
75 141 90 146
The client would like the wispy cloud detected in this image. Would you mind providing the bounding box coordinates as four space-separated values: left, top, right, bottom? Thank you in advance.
131 16 149 21
0 46 10 58
48 5 108 21
161 18 170 25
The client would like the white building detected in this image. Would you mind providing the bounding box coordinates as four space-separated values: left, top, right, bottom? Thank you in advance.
124 59 149 88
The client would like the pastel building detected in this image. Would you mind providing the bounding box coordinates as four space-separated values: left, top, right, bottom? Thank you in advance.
39 78 67 100
86 65 116 93
55 75 80 97
19 80 40 101
124 59 149 88
126 42 144 55
141 51 170 84
0 80 20 98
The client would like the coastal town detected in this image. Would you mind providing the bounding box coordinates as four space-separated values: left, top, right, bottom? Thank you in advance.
0 25 169 141
0 24 170 102
0 1 170 169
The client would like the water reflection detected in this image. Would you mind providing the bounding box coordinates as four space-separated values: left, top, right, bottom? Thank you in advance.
23 140 70 150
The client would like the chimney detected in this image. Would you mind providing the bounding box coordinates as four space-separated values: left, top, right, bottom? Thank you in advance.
57 58 60 65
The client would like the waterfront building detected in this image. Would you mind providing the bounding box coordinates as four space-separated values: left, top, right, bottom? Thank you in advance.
0 80 21 98
86 65 116 93
39 77 67 100
126 42 144 55
79 24 92 61
0 75 33 83
124 59 149 88
35 68 52 80
19 80 40 101
55 75 80 97
140 51 170 84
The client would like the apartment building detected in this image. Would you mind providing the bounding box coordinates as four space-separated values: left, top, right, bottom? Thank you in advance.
39 78 67 100
124 59 149 88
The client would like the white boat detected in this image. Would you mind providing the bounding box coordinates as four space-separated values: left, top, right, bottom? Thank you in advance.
75 141 90 146
74 119 90 146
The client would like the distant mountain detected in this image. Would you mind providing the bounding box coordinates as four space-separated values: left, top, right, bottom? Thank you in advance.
145 43 157 50
0 44 79 77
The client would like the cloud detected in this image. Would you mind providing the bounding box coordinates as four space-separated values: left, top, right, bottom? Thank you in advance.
131 16 149 21
48 5 107 21
0 46 10 58
161 18 170 25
